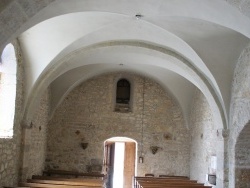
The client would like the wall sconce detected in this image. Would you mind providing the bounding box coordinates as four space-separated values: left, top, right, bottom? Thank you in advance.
150 146 161 155
80 142 88 150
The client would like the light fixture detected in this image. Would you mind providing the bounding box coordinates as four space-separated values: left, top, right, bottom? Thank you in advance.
80 142 88 150
150 146 161 155
135 14 143 19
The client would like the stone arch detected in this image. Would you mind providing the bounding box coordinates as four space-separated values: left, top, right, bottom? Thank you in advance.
104 136 138 143
229 42 250 188
103 137 138 164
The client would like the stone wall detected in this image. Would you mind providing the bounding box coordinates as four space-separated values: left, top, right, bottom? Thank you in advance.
235 122 250 188
0 0 55 51
46 73 190 177
226 0 250 17
0 41 23 187
189 89 217 186
0 40 50 186
229 43 250 188
20 88 50 180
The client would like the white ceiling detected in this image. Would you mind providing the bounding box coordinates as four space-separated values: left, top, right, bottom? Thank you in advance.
17 0 250 128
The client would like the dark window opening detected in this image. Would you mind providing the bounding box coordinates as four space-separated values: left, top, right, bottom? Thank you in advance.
116 79 130 104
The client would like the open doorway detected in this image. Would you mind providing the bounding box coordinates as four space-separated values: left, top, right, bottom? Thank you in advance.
103 137 137 188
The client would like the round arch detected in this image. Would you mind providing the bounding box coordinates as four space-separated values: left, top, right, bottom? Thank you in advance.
228 42 250 188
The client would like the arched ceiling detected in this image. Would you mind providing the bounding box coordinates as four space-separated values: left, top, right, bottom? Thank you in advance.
13 0 250 128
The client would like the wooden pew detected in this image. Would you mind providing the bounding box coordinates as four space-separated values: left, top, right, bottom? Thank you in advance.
138 183 205 187
27 178 103 186
3 187 29 188
134 176 212 188
136 176 191 179
19 182 102 188
136 183 212 188
134 176 197 187
158 175 189 178
136 181 204 188
43 170 104 178
136 179 198 183
31 176 103 183
4 171 104 188
137 180 201 184
135 177 197 182
135 176 193 181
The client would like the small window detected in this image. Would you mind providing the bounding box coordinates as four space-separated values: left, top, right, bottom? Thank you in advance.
0 43 17 138
116 79 130 104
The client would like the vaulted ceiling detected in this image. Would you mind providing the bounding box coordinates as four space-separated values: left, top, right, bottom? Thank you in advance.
7 0 250 128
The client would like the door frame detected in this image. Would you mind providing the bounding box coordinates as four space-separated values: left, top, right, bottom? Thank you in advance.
103 137 137 188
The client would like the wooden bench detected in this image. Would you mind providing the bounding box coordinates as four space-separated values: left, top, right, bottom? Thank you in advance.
139 186 211 188
135 176 198 186
4 171 104 188
32 175 103 182
134 176 212 188
24 175 104 187
20 182 102 188
27 179 103 186
43 170 104 178
158 175 189 178
136 181 203 188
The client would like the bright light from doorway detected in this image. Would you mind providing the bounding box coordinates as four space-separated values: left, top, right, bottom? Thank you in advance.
113 142 125 188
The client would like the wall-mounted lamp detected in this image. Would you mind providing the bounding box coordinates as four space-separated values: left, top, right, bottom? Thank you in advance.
80 142 88 150
150 146 161 155
135 14 143 19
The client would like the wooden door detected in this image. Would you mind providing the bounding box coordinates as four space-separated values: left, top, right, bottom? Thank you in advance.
123 142 136 188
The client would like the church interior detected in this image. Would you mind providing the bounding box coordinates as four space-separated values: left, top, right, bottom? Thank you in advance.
0 0 250 188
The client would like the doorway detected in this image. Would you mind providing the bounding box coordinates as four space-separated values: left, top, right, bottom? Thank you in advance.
103 137 137 188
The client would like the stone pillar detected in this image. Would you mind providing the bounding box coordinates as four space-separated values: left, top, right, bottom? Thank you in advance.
216 129 229 188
